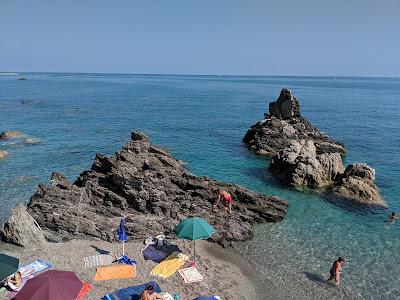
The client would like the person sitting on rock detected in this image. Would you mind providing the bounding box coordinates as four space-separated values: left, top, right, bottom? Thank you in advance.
140 285 161 300
327 256 345 286
6 271 22 291
389 212 398 222
213 189 233 214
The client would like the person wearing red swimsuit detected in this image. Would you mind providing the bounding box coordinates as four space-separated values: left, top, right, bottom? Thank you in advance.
213 189 233 214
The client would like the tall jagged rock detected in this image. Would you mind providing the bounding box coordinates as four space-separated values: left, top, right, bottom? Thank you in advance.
245 88 384 207
243 89 346 156
7 131 289 246
268 88 301 120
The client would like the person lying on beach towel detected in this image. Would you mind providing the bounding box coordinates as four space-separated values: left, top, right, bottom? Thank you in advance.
6 272 22 291
102 281 161 300
140 284 162 300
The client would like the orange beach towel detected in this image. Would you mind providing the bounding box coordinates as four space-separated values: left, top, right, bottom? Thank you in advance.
93 265 136 281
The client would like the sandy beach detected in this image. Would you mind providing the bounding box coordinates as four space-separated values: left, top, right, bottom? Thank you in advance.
0 239 262 300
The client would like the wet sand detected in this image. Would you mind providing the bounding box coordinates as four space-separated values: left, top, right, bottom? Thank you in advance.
0 239 262 299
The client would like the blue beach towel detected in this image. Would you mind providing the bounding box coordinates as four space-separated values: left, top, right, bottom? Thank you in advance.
142 245 169 263
102 281 161 300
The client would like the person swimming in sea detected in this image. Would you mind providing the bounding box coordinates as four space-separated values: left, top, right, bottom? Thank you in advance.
327 256 345 286
389 212 398 222
213 189 233 214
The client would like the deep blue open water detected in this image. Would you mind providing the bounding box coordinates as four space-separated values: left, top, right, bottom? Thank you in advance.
0 73 399 299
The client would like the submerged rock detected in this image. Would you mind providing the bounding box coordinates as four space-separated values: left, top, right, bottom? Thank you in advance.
8 131 288 246
0 130 23 139
23 137 42 145
270 140 345 188
0 150 9 159
243 89 346 156
333 164 386 206
1 203 46 247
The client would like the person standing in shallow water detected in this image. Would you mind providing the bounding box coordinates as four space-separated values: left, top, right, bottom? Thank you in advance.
327 256 345 286
213 189 233 214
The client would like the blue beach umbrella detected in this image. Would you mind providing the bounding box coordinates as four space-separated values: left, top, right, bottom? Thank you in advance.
118 217 127 256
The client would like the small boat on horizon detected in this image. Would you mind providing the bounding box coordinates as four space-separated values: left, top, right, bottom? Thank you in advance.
17 77 26 80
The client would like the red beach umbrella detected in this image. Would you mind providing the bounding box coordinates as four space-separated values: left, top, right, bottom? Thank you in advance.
16 270 83 300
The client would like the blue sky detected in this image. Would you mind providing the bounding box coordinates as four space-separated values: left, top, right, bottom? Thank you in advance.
0 0 399 76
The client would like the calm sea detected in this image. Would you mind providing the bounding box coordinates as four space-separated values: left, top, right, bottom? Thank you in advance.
0 73 399 299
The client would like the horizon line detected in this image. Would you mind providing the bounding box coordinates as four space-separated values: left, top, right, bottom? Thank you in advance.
1 71 399 79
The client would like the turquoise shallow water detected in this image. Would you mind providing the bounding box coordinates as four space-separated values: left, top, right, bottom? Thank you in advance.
0 73 399 299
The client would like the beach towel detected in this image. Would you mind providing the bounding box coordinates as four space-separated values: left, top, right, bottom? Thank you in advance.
18 260 53 278
84 254 115 268
150 252 189 278
142 245 169 263
178 267 203 283
94 265 136 281
102 281 161 300
76 282 93 300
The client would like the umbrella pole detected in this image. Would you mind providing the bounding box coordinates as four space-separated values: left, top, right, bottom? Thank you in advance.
122 241 125 256
194 240 196 266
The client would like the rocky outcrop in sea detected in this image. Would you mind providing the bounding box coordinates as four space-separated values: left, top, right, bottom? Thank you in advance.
0 130 23 139
243 89 346 156
0 150 9 159
2 132 288 247
244 89 385 206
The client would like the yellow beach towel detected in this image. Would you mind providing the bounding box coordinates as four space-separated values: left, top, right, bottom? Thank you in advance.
94 265 136 281
150 252 189 278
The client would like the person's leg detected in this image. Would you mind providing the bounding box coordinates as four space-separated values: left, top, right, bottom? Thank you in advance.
228 202 232 214
335 273 340 285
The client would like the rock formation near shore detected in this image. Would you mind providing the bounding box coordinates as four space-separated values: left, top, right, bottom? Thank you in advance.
243 89 346 156
1 203 47 247
244 88 385 206
0 150 9 159
3 132 288 247
0 130 23 139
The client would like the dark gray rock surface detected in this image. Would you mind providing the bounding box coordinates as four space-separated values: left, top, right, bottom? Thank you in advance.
20 131 288 246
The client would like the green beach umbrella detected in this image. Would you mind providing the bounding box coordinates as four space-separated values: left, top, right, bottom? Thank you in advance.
0 253 19 282
174 217 216 265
